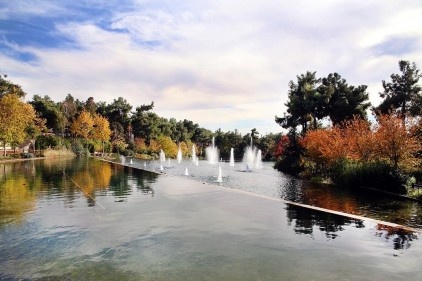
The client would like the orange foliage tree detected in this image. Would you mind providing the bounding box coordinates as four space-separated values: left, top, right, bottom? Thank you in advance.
374 114 421 169
300 113 421 175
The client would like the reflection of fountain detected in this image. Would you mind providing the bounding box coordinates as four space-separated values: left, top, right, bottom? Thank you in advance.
192 145 197 163
159 165 164 172
159 149 166 162
177 147 182 163
206 137 219 164
229 148 235 167
242 137 262 171
185 168 189 176
217 166 223 182
196 158 199 166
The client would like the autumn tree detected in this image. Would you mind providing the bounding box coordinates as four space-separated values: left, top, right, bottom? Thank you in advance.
0 94 36 156
91 114 111 155
376 60 422 119
374 114 421 169
157 135 178 158
70 110 94 140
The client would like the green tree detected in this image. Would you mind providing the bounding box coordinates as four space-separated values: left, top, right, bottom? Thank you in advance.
319 73 370 125
30 95 66 134
376 60 422 119
0 73 26 98
276 71 324 134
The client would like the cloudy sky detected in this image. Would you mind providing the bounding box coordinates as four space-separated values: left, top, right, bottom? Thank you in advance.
1 0 422 134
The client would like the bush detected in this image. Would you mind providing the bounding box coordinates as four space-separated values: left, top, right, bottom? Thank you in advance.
71 139 86 157
330 159 408 194
36 135 63 149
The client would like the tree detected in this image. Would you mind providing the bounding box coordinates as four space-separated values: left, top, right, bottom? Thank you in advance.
84 97 97 115
70 110 94 140
276 71 324 134
376 60 422 119
91 114 111 155
101 97 133 140
60 94 82 136
374 114 421 169
30 95 66 134
0 73 26 98
319 73 370 125
0 94 36 156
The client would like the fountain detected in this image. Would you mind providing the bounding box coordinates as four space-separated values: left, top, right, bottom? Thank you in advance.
144 162 147 168
229 148 235 167
195 158 199 166
120 155 125 164
217 166 223 182
192 145 197 163
159 164 164 172
177 147 182 163
205 137 219 164
242 137 263 171
159 149 166 162
130 158 133 165
168 159 171 167
185 168 189 176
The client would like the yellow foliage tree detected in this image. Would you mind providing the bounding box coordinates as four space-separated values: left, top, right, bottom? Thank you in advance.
91 114 111 155
0 94 36 156
70 110 94 139
157 135 178 158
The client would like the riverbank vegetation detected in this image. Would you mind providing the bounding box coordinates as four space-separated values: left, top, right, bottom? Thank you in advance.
275 60 422 198
0 73 280 162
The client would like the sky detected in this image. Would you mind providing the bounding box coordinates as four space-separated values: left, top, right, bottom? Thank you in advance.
1 0 422 135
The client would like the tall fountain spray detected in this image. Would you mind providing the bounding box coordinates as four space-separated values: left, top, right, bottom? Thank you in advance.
229 148 235 167
192 145 197 163
205 137 219 164
242 137 263 171
177 147 182 163
159 149 166 162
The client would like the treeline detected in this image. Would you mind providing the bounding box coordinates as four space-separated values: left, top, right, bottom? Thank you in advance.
275 60 422 195
0 75 280 160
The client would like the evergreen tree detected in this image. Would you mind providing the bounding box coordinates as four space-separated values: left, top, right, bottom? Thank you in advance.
376 60 422 119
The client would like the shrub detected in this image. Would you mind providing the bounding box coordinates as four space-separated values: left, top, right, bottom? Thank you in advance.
330 159 408 194
36 135 62 149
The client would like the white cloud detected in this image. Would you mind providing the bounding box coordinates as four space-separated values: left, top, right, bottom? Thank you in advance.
2 0 422 134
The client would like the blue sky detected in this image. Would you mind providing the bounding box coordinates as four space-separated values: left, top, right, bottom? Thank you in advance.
1 0 422 134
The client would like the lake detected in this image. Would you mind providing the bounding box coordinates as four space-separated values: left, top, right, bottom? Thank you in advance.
1 157 421 280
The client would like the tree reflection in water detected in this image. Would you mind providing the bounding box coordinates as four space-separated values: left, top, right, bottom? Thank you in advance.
285 204 418 251
285 204 364 239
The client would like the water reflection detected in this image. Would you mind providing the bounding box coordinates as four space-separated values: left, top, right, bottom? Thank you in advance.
0 158 158 226
285 204 419 252
285 204 364 239
281 177 422 229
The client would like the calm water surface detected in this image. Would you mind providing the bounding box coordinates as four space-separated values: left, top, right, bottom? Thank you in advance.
127 157 422 229
1 158 422 280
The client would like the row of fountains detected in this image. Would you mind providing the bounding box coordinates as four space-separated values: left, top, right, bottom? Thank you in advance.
122 137 263 183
